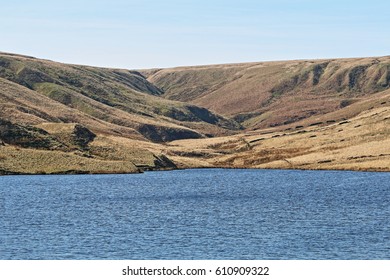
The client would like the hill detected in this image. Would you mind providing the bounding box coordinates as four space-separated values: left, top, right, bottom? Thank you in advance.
1 52 389 173
143 57 390 129
0 52 240 141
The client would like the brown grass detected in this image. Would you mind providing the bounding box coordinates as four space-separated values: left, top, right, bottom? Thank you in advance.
166 101 390 172
144 56 390 130
1 52 389 174
0 146 139 174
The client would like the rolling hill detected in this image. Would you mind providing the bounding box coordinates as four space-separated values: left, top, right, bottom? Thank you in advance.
1 52 389 174
143 56 390 129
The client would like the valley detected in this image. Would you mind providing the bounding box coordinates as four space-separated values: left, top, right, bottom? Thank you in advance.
1 52 389 174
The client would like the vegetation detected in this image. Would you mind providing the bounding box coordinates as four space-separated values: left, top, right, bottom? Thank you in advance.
0 52 389 174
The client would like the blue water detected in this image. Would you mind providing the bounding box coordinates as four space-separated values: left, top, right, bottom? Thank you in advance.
0 169 389 259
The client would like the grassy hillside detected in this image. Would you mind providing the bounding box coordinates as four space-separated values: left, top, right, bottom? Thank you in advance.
164 90 390 171
0 52 240 142
143 57 390 129
1 52 389 173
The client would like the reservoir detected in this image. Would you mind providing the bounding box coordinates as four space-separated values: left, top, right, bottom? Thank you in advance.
1 169 389 259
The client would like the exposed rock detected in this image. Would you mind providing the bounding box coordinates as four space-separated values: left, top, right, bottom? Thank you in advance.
0 119 62 149
153 154 177 169
186 105 242 130
72 124 96 147
138 124 203 142
36 123 96 150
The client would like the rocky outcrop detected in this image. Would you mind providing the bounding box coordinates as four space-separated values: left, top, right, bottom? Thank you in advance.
138 124 203 142
155 105 241 130
153 154 177 169
0 120 96 152
71 124 96 147
36 123 96 151
0 119 62 149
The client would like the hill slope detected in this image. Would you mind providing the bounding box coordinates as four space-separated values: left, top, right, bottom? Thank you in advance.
1 52 389 173
143 57 390 129
0 52 240 142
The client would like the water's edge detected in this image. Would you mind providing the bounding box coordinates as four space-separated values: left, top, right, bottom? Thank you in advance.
1 165 389 176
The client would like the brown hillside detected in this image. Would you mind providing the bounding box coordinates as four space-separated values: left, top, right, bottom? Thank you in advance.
164 90 390 171
143 57 390 129
1 52 389 173
0 52 240 142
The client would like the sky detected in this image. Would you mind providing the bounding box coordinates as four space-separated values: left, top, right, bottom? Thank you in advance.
1 0 389 69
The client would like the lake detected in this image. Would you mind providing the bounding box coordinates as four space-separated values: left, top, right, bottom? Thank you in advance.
1 169 389 259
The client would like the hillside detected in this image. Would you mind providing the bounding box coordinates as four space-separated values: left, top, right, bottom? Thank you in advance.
143 56 390 129
0 52 240 141
1 52 389 174
164 90 390 171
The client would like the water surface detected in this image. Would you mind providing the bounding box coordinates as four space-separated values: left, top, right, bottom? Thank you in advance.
1 169 389 259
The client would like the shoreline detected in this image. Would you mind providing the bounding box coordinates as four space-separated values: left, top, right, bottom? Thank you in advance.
1 165 389 176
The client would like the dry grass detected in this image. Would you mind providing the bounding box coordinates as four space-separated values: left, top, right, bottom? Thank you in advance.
1 52 389 174
166 101 390 172
0 52 238 143
145 56 390 129
0 146 139 174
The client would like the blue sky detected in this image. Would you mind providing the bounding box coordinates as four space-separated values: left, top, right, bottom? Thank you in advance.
1 0 389 69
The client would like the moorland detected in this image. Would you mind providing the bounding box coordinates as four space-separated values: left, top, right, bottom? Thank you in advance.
0 52 389 174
